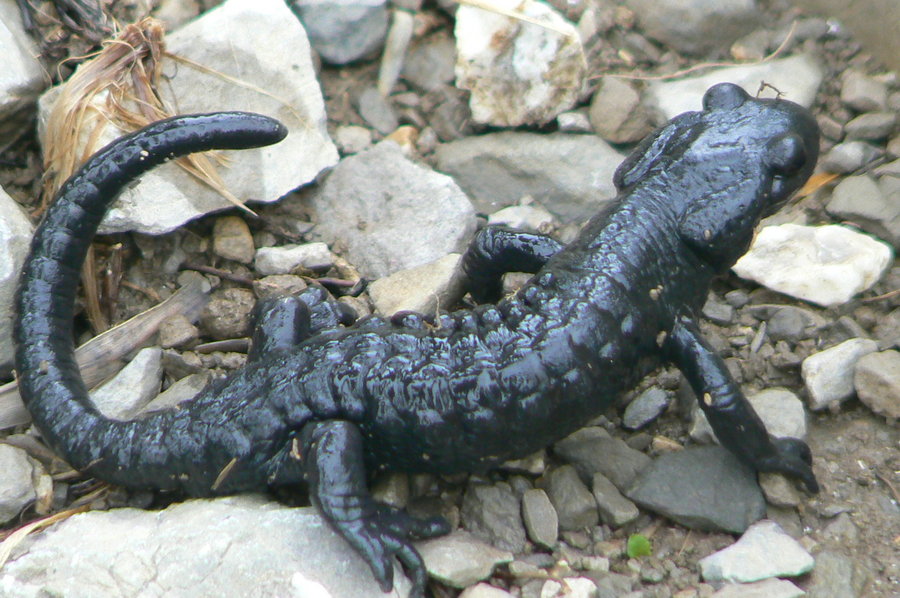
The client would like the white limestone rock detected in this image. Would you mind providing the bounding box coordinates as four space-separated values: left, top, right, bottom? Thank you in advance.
368 253 465 316
0 186 33 369
732 224 893 307
38 0 337 235
0 0 47 138
691 387 807 443
801 338 879 411
254 242 334 275
455 0 586 126
646 54 823 120
0 445 48 524
0 496 413 597
699 520 814 583
417 530 513 589
90 347 164 420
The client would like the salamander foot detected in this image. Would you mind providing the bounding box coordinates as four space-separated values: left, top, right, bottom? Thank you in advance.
759 436 819 494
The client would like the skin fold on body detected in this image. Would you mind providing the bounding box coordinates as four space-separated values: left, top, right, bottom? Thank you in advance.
14 83 820 596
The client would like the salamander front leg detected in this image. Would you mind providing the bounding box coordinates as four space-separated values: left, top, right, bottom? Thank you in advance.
299 420 450 596
667 315 819 493
462 225 564 303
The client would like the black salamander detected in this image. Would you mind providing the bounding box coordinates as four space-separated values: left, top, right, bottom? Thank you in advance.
14 84 820 596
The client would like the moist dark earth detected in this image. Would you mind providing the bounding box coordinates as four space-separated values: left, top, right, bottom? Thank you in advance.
0 1 897 597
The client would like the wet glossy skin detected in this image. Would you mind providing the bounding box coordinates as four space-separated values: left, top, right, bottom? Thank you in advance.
14 84 820 596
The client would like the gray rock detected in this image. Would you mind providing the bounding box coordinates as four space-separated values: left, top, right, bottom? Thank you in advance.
0 0 46 140
417 530 514 589
732 224 893 307
539 578 598 598
758 304 827 343
702 295 735 326
254 242 333 275
402 32 456 93
840 69 889 112
699 520 814 582
854 350 900 419
254 274 308 299
306 140 476 279
588 77 653 144
691 387 807 444
200 287 256 340
591 472 639 527
356 86 398 134
711 578 805 598
368 253 465 316
806 549 864 598
521 488 558 549
0 445 44 524
557 109 593 133
844 111 897 141
454 1 586 126
626 0 761 56
626 445 766 534
820 140 882 173
289 0 388 65
38 0 338 235
158 314 200 349
827 174 900 246
488 204 556 232
0 186 34 369
0 496 412 597
647 54 822 121
801 338 879 411
144 372 210 413
461 482 527 553
435 133 624 224
538 464 599 531
554 427 651 490
623 387 670 430
212 215 255 264
459 583 515 598
90 347 163 420
334 124 373 155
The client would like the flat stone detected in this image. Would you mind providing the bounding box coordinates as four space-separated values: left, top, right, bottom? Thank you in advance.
691 387 807 443
732 224 893 307
144 372 210 413
819 141 882 174
90 347 163 420
455 0 586 126
801 338 879 411
0 0 47 140
461 482 527 553
158 314 200 349
591 473 639 528
305 140 475 279
539 577 598 598
827 174 900 246
0 445 42 524
435 132 624 224
254 242 333 275
521 488 558 549
554 427 651 490
588 77 653 144
488 204 556 232
646 54 822 120
417 530 514 589
333 125 373 155
0 496 412 597
844 111 897 141
711 578 805 598
806 549 864 598
626 445 766 534
626 0 762 56
854 350 900 419
623 387 670 431
38 0 338 235
289 0 388 65
368 253 465 316
699 520 814 582
538 465 599 531
840 69 889 112
460 583 515 598
0 185 34 369
402 31 456 93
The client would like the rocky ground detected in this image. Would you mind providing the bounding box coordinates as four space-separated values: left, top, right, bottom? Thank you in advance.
0 0 897 597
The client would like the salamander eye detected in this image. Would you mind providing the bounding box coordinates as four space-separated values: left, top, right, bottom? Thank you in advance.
702 83 748 111
767 133 807 175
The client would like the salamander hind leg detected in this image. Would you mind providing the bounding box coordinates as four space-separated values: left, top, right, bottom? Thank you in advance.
462 225 564 303
299 420 450 597
248 286 357 361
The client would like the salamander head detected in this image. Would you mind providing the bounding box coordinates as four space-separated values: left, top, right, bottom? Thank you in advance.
614 82 820 269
